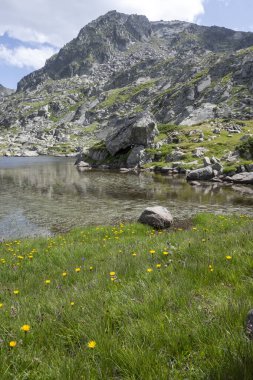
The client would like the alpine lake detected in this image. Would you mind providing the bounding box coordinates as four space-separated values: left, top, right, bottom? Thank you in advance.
0 156 253 240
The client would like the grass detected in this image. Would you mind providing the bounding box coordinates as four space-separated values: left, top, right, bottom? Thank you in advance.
98 81 156 110
0 214 253 379
145 120 253 168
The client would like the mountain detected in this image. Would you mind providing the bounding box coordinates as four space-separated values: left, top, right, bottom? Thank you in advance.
0 84 14 98
0 10 253 168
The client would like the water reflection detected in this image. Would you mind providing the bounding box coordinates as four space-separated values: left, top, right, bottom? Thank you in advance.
0 157 253 239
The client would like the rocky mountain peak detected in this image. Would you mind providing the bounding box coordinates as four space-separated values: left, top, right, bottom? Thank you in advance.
17 11 153 92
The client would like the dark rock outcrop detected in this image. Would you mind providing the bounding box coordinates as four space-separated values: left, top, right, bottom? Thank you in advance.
106 112 158 156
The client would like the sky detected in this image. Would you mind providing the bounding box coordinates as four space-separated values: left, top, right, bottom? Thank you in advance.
0 0 252 89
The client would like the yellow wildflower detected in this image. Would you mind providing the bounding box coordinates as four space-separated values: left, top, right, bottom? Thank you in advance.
149 250 155 254
13 290 19 295
109 271 116 276
156 264 161 269
62 272 67 277
21 324 30 332
0 303 3 308
147 268 153 273
9 341 17 348
87 340 96 349
163 251 169 256
75 267 81 272
226 255 232 260
45 280 51 285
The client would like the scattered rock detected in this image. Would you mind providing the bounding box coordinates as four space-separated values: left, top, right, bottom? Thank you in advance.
203 156 211 167
246 309 253 339
127 145 149 167
229 172 253 184
138 206 173 229
76 161 90 168
22 150 39 157
186 166 214 181
166 149 185 162
193 147 208 158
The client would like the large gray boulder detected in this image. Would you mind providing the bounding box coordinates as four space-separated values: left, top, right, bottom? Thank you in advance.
106 112 158 156
186 165 214 181
138 206 173 229
229 172 253 184
127 145 148 167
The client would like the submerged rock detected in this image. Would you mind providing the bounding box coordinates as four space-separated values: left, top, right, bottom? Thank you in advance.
138 206 173 229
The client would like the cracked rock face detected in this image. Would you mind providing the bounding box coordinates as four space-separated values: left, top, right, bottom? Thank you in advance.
106 112 158 155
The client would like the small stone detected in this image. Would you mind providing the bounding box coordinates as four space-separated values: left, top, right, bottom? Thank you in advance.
246 310 253 339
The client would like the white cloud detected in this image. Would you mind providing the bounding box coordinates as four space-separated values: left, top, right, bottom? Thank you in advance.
0 0 205 47
1 26 49 44
118 0 205 22
0 44 57 69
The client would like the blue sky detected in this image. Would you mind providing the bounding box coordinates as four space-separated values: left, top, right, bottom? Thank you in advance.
0 0 252 89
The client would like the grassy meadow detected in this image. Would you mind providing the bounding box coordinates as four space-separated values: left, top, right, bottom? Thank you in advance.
0 213 253 379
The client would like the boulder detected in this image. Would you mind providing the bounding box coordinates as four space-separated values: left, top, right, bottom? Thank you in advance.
245 164 253 172
203 157 211 167
106 112 158 156
212 162 223 173
138 206 173 229
21 150 39 157
76 161 90 168
126 145 150 167
229 172 253 184
193 147 208 158
186 166 214 181
166 149 185 162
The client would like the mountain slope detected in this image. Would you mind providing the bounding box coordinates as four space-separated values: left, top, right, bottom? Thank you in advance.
0 11 253 164
0 84 14 98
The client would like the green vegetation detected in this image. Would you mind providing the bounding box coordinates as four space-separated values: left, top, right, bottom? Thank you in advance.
0 214 253 379
98 81 156 109
145 120 253 169
84 122 99 133
237 137 253 160
187 68 209 86
221 72 232 85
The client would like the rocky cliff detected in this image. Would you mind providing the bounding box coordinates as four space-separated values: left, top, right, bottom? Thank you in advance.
0 11 253 167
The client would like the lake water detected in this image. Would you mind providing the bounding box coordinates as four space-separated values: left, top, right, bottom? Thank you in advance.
0 156 253 240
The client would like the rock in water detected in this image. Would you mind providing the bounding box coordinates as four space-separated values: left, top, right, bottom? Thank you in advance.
230 172 253 184
138 206 173 229
186 166 214 181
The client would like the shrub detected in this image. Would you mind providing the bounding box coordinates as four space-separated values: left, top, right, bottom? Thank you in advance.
237 137 253 159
